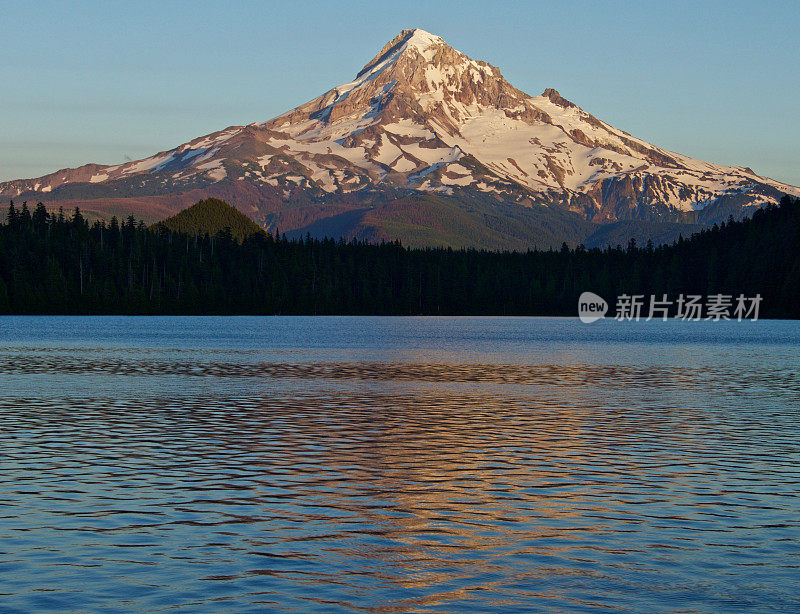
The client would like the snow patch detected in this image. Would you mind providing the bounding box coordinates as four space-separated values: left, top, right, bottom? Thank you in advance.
392 157 417 173
404 29 446 60
374 136 403 166
383 120 435 139
401 143 462 166
196 160 227 181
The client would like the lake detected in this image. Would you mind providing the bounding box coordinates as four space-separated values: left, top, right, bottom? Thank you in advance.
0 316 798 612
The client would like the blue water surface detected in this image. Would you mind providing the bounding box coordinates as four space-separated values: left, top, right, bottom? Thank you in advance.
0 317 798 612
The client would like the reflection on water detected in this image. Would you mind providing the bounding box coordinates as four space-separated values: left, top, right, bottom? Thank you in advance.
0 317 799 613
2 351 800 394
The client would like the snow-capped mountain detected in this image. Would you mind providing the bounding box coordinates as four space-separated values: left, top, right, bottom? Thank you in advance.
3 29 798 248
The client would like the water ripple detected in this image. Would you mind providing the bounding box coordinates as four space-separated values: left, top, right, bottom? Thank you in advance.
0 318 799 612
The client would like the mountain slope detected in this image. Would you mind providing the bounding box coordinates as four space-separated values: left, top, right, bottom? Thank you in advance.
2 28 798 249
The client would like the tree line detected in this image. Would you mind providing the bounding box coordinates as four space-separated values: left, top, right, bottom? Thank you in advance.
0 197 798 317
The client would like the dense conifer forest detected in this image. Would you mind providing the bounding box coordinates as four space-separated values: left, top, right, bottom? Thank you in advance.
0 196 798 317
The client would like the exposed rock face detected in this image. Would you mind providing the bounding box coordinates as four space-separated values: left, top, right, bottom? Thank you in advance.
2 28 797 246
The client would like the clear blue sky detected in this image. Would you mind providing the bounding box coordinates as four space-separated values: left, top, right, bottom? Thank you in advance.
1 0 798 185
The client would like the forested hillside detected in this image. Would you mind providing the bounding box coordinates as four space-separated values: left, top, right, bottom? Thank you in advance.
152 198 264 242
0 197 797 317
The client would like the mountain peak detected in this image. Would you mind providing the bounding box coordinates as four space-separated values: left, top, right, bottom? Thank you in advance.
357 28 447 79
397 28 445 50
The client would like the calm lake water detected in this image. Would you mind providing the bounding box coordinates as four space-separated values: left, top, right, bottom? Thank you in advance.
1 316 798 613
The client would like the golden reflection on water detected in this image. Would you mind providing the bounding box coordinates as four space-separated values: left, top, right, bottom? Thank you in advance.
223 390 603 609
1 340 799 612
170 380 784 610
